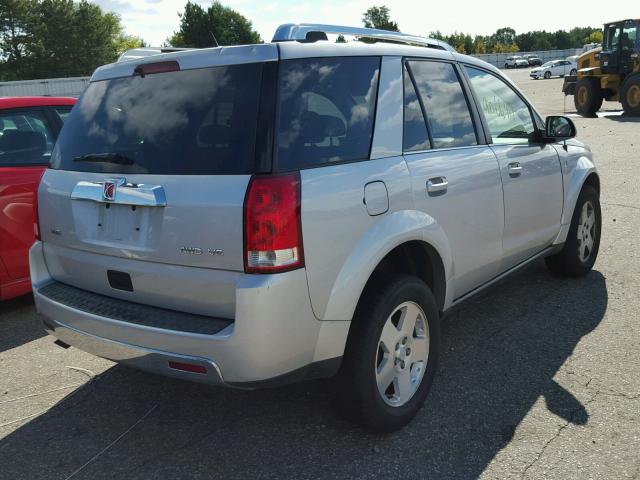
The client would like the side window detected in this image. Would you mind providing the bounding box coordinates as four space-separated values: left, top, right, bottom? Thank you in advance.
276 57 380 170
465 66 536 145
408 60 477 149
403 65 430 152
0 110 55 166
622 24 637 51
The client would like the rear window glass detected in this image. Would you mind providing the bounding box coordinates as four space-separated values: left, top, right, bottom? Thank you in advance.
51 63 263 175
0 110 55 166
276 57 380 170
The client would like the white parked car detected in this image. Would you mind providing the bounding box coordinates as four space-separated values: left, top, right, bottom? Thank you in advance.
530 60 578 79
504 55 529 69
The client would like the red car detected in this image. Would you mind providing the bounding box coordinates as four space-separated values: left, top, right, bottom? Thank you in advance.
0 96 76 300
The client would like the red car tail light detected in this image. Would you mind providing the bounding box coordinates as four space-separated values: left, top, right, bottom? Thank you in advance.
133 61 180 77
244 172 304 273
33 169 46 240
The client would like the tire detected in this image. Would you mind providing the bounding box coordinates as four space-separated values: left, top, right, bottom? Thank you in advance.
545 185 601 276
504 63 509 69
570 69 577 76
337 274 440 432
620 74 640 117
574 77 603 116
544 71 551 79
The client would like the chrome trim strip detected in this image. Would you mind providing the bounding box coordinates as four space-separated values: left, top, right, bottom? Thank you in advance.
272 23 456 52
71 180 167 207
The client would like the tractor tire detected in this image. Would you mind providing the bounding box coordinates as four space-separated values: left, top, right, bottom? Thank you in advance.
574 78 603 116
621 74 640 117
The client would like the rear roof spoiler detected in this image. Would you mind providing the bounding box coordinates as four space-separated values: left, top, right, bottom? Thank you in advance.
272 23 455 52
118 47 195 63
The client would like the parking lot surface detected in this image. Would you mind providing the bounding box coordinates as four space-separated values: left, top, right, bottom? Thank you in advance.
1 69 639 480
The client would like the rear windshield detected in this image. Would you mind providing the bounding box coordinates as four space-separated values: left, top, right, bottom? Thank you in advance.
276 57 380 170
51 63 264 175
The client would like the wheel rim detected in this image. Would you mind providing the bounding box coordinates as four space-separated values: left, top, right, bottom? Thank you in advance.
577 200 596 263
627 85 640 107
544 72 551 79
375 301 429 407
571 69 577 76
577 86 588 105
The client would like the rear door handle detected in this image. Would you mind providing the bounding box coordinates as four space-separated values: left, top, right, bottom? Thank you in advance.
426 176 448 194
508 162 523 176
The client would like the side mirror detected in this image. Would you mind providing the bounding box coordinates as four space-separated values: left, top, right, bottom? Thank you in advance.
544 116 576 141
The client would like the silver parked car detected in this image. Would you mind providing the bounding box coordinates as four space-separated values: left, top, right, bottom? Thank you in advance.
31 24 601 432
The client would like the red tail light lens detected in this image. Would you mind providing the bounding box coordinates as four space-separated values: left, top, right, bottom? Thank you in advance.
244 172 304 273
33 169 45 240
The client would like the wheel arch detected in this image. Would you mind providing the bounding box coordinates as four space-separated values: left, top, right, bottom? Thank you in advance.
318 210 453 321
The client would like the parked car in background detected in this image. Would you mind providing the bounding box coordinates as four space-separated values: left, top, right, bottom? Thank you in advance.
523 54 542 66
530 59 578 79
0 96 75 300
31 24 601 432
505 55 530 68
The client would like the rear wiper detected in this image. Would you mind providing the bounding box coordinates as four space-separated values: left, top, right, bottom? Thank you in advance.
73 153 134 165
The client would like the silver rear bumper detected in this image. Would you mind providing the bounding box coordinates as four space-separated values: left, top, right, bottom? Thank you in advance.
30 241 349 386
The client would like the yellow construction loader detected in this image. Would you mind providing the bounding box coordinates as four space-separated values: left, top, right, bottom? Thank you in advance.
563 19 640 116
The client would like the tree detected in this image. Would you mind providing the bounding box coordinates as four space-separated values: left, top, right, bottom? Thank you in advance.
169 1 261 48
362 5 398 32
0 0 137 81
492 27 516 46
587 30 603 44
336 34 346 43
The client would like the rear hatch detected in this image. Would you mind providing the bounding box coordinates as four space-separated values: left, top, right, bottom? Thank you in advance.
39 46 277 317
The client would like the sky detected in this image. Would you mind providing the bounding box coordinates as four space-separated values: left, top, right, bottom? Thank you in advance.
94 0 635 47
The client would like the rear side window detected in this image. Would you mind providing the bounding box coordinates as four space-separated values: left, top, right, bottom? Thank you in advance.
403 65 430 152
0 110 55 166
55 107 72 122
276 57 380 170
51 63 264 175
407 61 477 149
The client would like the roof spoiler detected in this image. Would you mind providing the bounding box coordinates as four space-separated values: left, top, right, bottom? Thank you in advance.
117 47 196 63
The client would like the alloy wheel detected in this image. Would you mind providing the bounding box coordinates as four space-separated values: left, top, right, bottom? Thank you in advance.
375 301 429 407
577 200 596 263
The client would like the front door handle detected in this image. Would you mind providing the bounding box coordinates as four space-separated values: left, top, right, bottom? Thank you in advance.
508 162 523 176
426 176 448 194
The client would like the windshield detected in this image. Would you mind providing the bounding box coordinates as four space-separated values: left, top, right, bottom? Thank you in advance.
52 63 264 175
542 61 554 67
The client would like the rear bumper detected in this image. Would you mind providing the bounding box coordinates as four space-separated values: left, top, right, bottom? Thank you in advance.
30 241 349 387
563 76 577 95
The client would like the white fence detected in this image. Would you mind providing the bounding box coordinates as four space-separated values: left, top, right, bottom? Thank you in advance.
0 76 89 98
473 48 582 68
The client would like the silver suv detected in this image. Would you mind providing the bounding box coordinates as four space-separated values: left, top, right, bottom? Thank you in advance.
31 24 601 431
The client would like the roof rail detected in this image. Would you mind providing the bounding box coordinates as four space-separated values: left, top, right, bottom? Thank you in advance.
272 23 455 52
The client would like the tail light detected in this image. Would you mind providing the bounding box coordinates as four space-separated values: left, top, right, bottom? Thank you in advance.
33 169 46 240
244 172 304 273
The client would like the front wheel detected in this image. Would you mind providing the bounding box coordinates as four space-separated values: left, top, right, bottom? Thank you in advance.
574 77 603 115
337 275 440 432
544 71 551 79
570 68 577 76
545 185 601 276
621 74 640 116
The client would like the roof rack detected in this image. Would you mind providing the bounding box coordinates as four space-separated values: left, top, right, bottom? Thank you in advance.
272 23 455 52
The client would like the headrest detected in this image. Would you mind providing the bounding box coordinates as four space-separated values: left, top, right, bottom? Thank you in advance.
301 111 346 144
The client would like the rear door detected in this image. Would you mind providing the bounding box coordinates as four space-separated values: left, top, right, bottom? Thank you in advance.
0 108 56 280
40 55 276 317
402 60 504 299
464 66 563 269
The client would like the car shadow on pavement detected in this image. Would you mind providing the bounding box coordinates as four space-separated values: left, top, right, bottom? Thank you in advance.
0 294 46 352
0 261 607 480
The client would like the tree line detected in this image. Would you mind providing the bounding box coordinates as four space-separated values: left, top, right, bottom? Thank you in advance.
1 1 603 81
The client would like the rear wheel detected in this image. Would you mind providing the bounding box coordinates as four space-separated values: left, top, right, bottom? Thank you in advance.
546 185 601 276
337 274 440 432
574 77 603 116
621 74 640 117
